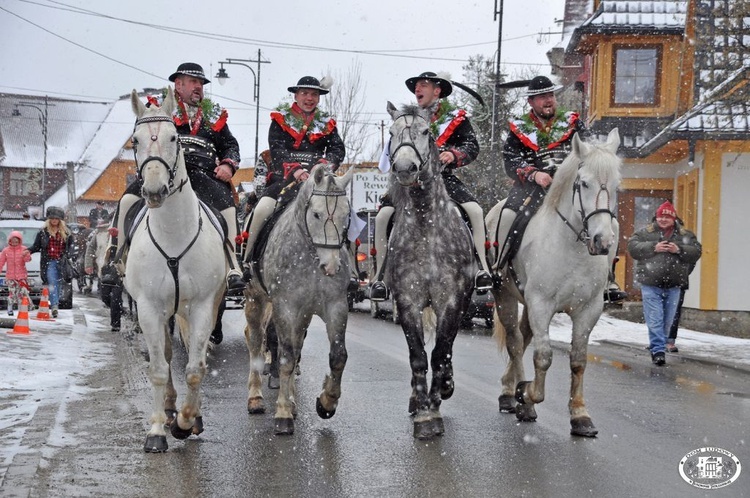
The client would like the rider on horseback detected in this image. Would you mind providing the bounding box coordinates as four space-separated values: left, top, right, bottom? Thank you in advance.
491 76 626 302
369 71 493 301
240 75 346 278
109 62 245 296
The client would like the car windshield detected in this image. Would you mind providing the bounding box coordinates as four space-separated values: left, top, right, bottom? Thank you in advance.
0 226 41 251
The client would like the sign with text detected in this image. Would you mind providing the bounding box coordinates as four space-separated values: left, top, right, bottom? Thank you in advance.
350 170 388 212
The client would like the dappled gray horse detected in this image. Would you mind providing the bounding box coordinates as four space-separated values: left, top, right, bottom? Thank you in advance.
486 128 621 437
385 103 475 440
243 164 354 435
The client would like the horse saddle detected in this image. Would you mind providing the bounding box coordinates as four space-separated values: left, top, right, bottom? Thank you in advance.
247 204 289 292
124 199 228 245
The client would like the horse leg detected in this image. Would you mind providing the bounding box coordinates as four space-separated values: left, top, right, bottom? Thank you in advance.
316 303 349 420
266 321 280 389
139 313 170 453
272 312 305 435
568 307 601 437
515 304 553 422
494 291 524 413
398 303 433 440
164 329 178 425
427 307 461 436
243 292 268 413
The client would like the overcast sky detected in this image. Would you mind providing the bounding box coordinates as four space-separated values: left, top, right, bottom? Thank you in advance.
0 0 566 161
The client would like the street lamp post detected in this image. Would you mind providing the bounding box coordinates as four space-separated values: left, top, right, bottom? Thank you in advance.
215 49 271 163
16 96 50 212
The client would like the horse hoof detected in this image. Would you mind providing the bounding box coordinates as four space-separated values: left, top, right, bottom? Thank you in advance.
316 397 336 419
570 417 598 437
274 418 294 435
498 394 517 413
247 397 266 414
170 419 193 440
268 375 280 390
515 403 537 422
413 420 435 440
432 417 445 436
515 381 531 405
408 396 417 415
143 434 168 453
440 378 454 400
191 416 203 436
164 409 178 426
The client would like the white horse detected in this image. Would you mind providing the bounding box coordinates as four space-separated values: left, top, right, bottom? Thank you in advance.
486 128 621 437
243 164 354 435
125 88 226 452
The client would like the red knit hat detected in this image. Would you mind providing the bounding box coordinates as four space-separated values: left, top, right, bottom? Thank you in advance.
656 201 677 219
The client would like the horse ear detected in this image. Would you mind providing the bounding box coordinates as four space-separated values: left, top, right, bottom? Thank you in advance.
161 87 176 116
572 132 586 157
131 90 146 118
312 163 327 185
339 164 356 189
604 128 620 154
387 101 398 119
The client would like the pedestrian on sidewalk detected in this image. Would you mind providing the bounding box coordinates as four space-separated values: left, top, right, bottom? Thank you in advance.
627 201 702 365
0 230 32 315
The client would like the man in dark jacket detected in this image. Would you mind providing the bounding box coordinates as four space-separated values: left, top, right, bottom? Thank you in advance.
369 71 492 301
88 201 109 228
627 201 702 365
241 75 345 276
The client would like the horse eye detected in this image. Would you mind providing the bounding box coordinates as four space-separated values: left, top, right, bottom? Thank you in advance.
421 129 429 136
312 212 321 220
170 135 177 142
580 181 589 189
132 137 138 146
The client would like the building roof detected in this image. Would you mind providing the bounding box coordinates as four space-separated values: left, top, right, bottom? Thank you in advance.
586 1 687 28
0 93 114 168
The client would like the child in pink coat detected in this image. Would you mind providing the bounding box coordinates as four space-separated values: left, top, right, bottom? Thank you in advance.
0 231 32 315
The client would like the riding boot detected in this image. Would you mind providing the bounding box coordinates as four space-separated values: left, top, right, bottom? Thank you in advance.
491 209 518 278
461 201 493 292
220 207 245 296
369 206 394 301
241 197 277 282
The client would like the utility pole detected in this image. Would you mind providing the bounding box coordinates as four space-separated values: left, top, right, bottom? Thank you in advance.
66 161 77 224
490 0 505 150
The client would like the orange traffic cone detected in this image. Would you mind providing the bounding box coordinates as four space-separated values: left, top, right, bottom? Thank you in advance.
7 296 31 335
35 288 52 321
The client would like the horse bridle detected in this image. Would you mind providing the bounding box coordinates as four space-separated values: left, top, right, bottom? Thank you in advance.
132 115 186 194
388 114 434 187
556 162 616 243
304 188 350 250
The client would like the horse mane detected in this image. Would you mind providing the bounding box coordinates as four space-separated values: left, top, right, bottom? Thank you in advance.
539 136 622 216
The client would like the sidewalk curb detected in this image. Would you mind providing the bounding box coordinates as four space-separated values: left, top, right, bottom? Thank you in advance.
600 339 750 375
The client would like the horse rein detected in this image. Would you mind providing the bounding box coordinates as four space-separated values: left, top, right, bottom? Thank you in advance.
389 114 434 187
132 115 187 195
305 189 350 250
556 161 615 243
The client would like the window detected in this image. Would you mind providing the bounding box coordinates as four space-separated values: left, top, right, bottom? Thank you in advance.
612 45 661 106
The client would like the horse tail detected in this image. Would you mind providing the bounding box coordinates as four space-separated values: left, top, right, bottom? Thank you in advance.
492 307 507 355
176 315 190 351
422 307 437 344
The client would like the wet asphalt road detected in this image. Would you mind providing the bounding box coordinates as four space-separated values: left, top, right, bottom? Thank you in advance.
16 300 750 497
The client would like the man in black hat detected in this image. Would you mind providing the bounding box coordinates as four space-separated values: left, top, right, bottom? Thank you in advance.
240 75 345 275
491 76 626 301
110 62 244 342
369 71 493 301
88 201 109 228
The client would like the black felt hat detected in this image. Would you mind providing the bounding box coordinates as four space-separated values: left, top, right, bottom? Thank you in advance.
405 71 453 98
45 206 65 220
288 76 331 95
525 76 563 97
169 62 210 85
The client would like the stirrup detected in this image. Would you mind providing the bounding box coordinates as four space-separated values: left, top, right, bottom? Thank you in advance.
369 280 389 302
226 270 245 296
474 270 493 292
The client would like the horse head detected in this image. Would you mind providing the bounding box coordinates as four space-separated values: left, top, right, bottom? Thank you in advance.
296 164 355 277
543 128 622 256
386 102 437 187
130 88 182 208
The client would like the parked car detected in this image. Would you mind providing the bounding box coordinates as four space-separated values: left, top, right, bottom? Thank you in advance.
0 219 73 310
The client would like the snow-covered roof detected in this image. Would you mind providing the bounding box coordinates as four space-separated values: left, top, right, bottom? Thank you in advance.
584 1 687 29
45 96 134 209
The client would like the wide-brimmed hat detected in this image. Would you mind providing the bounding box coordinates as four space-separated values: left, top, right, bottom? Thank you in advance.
169 62 210 85
525 76 563 97
288 76 331 95
46 206 65 220
405 71 453 98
